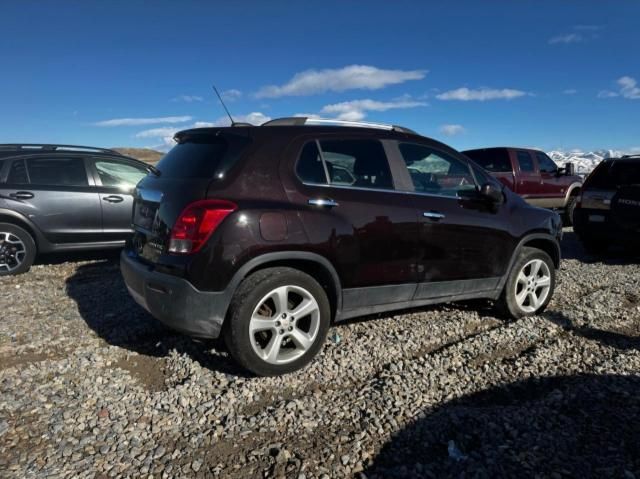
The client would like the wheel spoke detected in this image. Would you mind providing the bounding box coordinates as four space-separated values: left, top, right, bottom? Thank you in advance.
290 328 313 351
517 271 528 285
250 317 276 333
527 291 539 309
530 260 541 277
289 298 318 319
268 287 289 316
516 288 528 306
263 334 283 362
537 276 551 287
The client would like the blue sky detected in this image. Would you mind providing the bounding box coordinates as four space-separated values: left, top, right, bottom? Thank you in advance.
1 1 638 152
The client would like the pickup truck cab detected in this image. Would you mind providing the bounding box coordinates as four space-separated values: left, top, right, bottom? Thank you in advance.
463 147 582 225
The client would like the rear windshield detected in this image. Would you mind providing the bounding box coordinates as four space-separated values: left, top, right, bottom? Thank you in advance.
586 160 640 189
463 148 512 172
156 135 249 179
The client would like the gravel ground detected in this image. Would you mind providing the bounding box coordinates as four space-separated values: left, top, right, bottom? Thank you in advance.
1 229 639 478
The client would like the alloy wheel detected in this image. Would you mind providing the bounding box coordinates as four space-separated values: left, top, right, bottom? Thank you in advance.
514 259 552 313
0 232 27 273
249 285 321 365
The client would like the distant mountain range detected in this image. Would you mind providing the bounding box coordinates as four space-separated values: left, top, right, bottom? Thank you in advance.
548 149 633 174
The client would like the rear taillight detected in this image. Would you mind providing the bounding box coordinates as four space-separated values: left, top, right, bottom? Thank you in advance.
169 200 237 254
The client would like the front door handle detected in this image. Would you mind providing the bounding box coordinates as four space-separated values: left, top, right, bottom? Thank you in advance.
9 191 34 200
308 198 339 208
423 211 445 221
103 195 124 203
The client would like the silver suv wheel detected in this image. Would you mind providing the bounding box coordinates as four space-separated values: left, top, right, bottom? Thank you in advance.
514 258 552 313
249 285 321 365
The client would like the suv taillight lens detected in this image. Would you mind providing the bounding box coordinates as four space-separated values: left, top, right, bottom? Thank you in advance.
169 200 237 254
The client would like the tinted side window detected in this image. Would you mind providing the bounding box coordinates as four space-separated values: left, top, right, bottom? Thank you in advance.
320 139 392 189
25 158 88 186
399 143 476 197
8 159 29 184
536 152 558 173
587 160 640 189
516 151 535 172
296 142 328 185
95 160 148 188
464 148 512 172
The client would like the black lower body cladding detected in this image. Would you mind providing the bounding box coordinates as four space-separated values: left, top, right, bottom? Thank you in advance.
120 251 229 338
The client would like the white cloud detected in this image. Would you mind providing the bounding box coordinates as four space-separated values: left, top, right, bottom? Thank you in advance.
563 89 578 95
255 65 427 98
598 76 640 100
598 90 618 98
548 33 584 44
319 98 427 121
439 124 466 136
135 127 181 138
617 76 640 99
171 95 203 103
436 87 528 101
95 116 192 127
221 89 242 101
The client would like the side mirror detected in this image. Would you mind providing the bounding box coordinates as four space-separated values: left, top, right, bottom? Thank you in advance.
564 162 575 176
479 182 504 204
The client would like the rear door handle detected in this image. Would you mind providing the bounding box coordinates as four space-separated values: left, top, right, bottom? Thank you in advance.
308 198 339 208
423 211 445 220
103 195 124 203
9 191 34 200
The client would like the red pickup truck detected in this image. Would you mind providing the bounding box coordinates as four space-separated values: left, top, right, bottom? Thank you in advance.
463 147 582 225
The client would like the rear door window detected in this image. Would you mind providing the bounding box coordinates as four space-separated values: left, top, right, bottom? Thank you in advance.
464 148 511 172
7 159 29 184
516 151 535 172
25 158 88 186
296 139 393 190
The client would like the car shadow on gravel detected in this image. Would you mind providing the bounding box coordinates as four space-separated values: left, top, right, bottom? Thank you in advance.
65 261 251 378
544 310 640 351
365 374 640 478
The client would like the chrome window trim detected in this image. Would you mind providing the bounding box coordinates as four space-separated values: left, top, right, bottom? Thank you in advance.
300 180 475 200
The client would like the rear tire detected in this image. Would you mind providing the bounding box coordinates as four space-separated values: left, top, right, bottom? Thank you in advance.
0 223 36 276
224 267 331 376
496 247 555 319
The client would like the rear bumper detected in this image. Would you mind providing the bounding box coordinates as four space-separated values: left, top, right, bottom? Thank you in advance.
120 251 228 338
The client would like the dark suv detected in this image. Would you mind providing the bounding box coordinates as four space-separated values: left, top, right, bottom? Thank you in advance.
574 154 640 253
0 144 152 275
121 118 563 376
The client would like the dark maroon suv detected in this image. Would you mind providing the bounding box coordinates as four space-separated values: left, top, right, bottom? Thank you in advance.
121 117 562 376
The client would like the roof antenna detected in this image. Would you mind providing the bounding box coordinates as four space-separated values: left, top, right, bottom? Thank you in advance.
212 85 235 126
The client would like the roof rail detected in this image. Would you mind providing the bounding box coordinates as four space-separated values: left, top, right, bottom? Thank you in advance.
261 117 418 135
621 154 640 159
0 144 121 155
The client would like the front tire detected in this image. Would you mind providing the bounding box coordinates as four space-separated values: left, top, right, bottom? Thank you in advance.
224 267 331 376
0 223 36 276
496 247 555 319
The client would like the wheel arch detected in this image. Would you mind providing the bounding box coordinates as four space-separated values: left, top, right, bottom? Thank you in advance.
225 251 342 321
0 209 41 251
564 183 582 205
